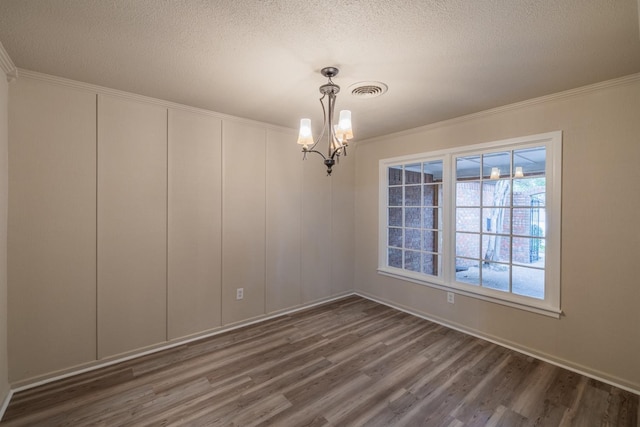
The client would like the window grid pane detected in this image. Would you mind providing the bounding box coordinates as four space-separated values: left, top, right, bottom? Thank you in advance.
454 146 546 300
386 161 443 277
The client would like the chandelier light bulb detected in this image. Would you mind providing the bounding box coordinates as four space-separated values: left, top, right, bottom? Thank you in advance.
490 167 500 180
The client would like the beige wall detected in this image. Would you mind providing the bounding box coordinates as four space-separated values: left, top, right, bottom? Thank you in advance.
266 129 303 312
168 109 222 339
10 68 637 393
7 73 355 385
0 65 10 406
354 75 640 392
97 95 167 358
221 121 267 324
9 79 97 379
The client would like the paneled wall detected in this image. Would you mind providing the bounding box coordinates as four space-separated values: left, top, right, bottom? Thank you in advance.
221 121 267 325
167 109 222 339
301 159 332 302
0 63 11 405
97 95 168 358
265 129 302 313
7 74 354 384
8 78 97 379
330 153 356 296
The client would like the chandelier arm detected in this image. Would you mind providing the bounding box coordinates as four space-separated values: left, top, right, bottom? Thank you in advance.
302 148 327 161
329 146 346 162
307 94 328 153
327 92 335 158
328 93 345 158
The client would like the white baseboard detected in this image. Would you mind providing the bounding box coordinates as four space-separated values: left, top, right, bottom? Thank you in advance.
354 290 640 396
4 289 636 422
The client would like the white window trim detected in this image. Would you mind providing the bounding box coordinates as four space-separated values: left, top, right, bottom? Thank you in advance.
378 131 562 318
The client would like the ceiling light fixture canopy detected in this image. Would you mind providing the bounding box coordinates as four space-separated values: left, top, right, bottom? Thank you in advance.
297 66 353 176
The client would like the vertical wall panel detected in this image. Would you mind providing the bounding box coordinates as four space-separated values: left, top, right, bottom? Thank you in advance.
97 95 167 358
301 158 332 302
8 78 97 381
0 67 8 397
330 153 356 294
168 109 222 339
265 129 302 313
222 121 266 324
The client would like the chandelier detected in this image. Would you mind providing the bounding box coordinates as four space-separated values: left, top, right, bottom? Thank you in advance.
296 66 353 176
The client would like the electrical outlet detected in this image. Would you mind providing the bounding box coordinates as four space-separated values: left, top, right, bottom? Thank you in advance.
447 292 455 304
236 288 244 300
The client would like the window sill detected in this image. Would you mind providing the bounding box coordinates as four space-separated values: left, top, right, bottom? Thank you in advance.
377 267 562 319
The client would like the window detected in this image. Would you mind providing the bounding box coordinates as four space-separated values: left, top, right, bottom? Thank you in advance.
386 161 443 276
379 132 562 317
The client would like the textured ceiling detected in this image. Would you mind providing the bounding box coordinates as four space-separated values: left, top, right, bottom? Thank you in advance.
0 0 639 140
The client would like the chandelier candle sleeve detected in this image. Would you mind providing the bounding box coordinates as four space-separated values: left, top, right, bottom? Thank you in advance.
338 110 352 135
297 118 313 149
336 110 353 143
296 66 354 176
514 166 524 178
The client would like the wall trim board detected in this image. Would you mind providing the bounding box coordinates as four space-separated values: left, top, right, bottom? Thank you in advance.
16 69 297 136
354 291 640 396
0 52 11 423
12 70 640 148
361 72 640 145
3 289 637 419
0 389 11 421
0 43 16 82
8 291 351 393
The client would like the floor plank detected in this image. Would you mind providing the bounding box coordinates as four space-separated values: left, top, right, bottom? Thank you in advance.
1 296 637 426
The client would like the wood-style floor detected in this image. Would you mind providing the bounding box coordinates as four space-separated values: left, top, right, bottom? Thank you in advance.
2 296 637 426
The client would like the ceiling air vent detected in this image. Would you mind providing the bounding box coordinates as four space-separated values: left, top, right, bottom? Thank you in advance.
349 81 388 99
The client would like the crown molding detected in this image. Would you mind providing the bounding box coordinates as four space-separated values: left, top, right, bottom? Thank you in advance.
15 67 639 143
0 42 17 82
16 68 297 135
362 72 640 144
